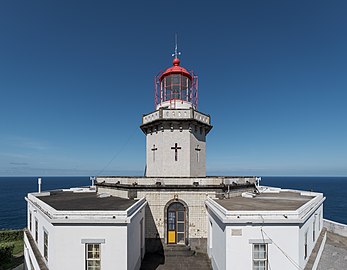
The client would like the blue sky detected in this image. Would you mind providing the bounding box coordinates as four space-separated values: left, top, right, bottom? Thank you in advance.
0 1 346 176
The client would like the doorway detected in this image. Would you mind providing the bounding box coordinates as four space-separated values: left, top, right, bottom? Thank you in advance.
167 202 186 244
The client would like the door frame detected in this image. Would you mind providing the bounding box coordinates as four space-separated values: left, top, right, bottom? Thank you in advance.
164 199 189 245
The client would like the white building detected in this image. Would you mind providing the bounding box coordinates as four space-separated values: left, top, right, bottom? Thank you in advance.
24 187 146 270
23 48 328 270
206 187 325 270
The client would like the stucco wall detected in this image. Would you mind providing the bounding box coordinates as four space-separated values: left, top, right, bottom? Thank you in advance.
146 122 207 177
298 205 323 268
226 225 299 270
208 213 226 270
127 208 145 270
26 194 146 270
206 202 324 270
52 225 128 270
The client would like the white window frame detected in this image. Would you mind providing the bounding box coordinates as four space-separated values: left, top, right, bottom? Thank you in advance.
85 243 101 270
252 243 268 270
29 211 32 231
43 229 48 261
304 230 308 259
313 219 316 242
209 221 213 249
35 219 38 243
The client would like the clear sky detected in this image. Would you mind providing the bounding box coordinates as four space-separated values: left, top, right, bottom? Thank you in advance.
0 1 346 177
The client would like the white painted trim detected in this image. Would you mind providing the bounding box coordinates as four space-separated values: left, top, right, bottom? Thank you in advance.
249 239 273 244
25 194 147 225
205 191 325 225
81 239 105 244
312 231 327 270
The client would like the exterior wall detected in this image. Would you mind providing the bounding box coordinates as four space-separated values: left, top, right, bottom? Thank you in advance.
96 176 256 187
96 176 257 253
205 190 325 270
24 232 42 270
26 203 128 270
52 225 128 270
138 191 216 242
298 204 324 268
25 193 146 270
226 225 299 270
208 214 226 270
190 126 206 176
127 207 145 270
323 218 347 237
145 122 206 177
26 200 54 269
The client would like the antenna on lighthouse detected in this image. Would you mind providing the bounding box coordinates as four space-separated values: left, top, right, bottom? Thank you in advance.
171 33 181 59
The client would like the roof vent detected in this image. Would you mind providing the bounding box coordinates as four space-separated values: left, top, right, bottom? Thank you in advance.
242 192 255 198
98 193 111 198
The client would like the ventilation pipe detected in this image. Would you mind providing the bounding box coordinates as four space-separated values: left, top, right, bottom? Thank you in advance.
38 177 42 193
90 176 95 187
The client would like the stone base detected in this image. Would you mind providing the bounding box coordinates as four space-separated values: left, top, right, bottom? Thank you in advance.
190 238 207 254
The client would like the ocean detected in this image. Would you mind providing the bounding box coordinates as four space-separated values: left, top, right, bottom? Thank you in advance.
0 176 346 229
0 176 89 229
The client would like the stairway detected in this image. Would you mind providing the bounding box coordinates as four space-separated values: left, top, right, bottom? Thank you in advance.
140 245 212 270
163 244 195 256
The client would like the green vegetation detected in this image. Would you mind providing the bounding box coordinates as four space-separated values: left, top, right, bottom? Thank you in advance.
0 229 24 270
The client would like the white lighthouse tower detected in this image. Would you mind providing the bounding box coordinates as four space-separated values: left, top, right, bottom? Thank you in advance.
141 45 212 177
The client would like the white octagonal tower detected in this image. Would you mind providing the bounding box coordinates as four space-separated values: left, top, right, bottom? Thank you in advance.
141 54 212 177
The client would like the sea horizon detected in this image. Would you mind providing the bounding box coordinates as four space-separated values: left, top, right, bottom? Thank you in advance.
1 176 346 229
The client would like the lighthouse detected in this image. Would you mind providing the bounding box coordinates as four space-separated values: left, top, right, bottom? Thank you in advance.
141 46 212 177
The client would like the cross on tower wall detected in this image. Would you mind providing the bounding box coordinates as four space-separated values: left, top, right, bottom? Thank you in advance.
143 120 209 177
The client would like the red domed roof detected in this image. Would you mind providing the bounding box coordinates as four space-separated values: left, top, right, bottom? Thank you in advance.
160 58 192 81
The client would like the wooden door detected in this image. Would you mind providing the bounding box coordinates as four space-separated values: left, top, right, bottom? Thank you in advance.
167 202 186 244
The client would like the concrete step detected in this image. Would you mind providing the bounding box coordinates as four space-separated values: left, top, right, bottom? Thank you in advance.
140 252 212 270
164 244 195 257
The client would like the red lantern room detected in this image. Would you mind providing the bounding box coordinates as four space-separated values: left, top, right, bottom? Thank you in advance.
155 55 198 110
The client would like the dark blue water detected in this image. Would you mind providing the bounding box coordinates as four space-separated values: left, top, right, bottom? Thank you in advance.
261 176 347 225
0 176 346 229
0 176 89 229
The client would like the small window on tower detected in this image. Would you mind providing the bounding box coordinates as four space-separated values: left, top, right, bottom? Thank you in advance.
200 127 203 135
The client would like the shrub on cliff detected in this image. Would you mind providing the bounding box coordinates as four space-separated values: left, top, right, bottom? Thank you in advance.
0 242 15 264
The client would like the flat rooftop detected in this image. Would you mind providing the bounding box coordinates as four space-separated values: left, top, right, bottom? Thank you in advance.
215 191 314 211
37 191 136 211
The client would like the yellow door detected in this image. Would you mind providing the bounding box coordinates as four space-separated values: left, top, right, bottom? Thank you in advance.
168 231 176 244
168 211 176 244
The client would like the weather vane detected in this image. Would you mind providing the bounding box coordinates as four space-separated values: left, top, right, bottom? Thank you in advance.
172 33 181 59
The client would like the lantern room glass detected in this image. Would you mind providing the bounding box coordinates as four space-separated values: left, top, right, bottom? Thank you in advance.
161 74 192 102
